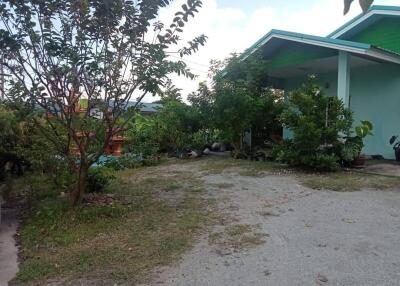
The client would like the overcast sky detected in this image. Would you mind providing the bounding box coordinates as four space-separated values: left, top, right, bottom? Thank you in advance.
147 0 400 102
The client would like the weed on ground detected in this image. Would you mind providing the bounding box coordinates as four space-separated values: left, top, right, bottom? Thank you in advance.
13 166 212 285
301 171 400 192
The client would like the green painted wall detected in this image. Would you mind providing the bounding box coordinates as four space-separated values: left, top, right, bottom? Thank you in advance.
283 63 400 159
284 72 338 97
351 63 400 159
348 18 400 54
269 43 336 69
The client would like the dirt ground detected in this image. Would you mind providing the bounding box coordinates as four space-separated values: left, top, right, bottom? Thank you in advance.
0 208 19 286
6 157 400 286
364 160 400 177
140 157 400 286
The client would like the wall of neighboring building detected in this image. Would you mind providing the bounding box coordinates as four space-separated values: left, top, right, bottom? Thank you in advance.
347 17 400 54
282 63 400 159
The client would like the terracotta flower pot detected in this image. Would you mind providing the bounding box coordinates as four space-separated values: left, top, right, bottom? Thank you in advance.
352 154 366 167
394 146 400 162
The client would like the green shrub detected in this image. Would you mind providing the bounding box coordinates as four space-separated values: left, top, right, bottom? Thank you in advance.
190 129 222 150
278 76 353 171
134 141 160 158
103 154 143 171
103 153 160 172
272 140 298 164
302 153 339 171
126 101 204 155
117 154 144 169
273 141 339 171
87 167 116 193
211 53 284 157
340 141 360 162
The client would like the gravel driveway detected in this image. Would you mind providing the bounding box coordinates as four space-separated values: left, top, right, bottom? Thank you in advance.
143 159 400 286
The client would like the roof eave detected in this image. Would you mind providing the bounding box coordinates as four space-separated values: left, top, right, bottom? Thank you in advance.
366 47 400 65
242 30 371 60
241 30 400 65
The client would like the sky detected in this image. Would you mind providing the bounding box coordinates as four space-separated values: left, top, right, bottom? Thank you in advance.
147 0 400 102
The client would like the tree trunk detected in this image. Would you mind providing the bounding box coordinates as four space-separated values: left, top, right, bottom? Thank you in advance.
0 158 6 181
70 162 88 206
231 141 242 159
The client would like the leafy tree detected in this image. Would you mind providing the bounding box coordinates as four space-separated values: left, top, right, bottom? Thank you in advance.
344 0 374 14
188 81 214 130
156 78 183 103
210 52 284 157
126 100 202 155
212 83 254 156
0 102 73 194
0 103 23 179
156 100 202 151
125 112 162 158
0 0 206 205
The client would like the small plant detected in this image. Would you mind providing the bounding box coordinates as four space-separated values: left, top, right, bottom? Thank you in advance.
389 135 400 161
87 167 116 193
340 141 360 162
272 139 299 165
341 121 373 165
355 121 373 139
104 154 144 171
190 130 217 150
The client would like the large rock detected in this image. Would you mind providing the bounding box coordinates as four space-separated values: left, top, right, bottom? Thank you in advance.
211 143 221 152
189 150 199 158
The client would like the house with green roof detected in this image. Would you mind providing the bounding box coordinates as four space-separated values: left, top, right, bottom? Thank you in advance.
243 5 400 159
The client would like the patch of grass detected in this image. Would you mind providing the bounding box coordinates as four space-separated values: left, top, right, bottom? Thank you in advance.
238 169 266 177
301 171 400 192
164 182 184 192
13 165 212 285
209 224 267 251
200 157 284 176
1 174 56 205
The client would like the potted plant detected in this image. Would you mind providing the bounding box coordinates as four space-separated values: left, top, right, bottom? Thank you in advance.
341 140 360 167
389 136 400 161
342 121 373 167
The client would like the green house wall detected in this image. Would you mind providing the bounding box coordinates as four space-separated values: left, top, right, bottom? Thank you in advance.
347 18 400 54
351 63 400 159
268 43 336 69
283 63 400 159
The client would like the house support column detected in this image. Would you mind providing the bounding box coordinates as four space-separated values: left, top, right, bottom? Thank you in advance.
337 51 351 108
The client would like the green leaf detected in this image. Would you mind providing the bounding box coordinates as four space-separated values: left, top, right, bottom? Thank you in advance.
360 120 373 131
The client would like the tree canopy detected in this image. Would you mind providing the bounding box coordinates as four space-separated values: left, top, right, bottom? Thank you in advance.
0 0 206 205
